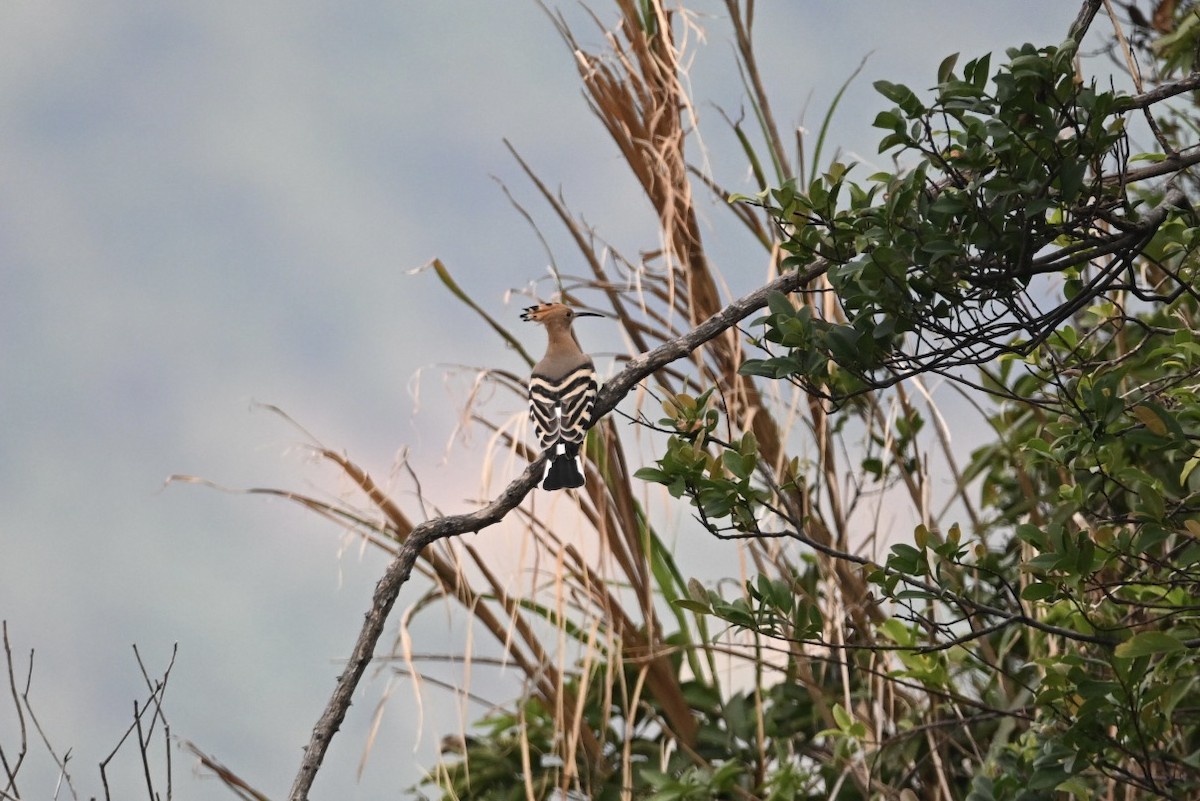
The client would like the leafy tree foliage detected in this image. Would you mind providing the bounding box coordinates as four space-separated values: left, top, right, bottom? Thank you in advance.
632 7 1200 799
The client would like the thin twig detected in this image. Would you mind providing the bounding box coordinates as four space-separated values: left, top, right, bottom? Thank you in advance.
0 623 28 800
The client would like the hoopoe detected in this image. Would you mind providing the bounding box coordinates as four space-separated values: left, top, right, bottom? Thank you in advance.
521 302 601 490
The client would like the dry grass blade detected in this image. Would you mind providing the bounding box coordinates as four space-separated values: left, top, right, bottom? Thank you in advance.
181 741 273 801
165 474 401 556
541 4 808 534
723 0 791 181
502 140 657 358
426 259 535 366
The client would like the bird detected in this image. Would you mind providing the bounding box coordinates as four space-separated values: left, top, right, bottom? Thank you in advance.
521 302 601 490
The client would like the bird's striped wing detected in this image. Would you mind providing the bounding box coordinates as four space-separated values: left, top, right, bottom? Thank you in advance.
528 362 597 451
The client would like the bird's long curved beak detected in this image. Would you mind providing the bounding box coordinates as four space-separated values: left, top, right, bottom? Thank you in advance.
574 311 603 318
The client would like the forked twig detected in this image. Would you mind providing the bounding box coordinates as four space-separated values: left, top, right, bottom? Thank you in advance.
1 622 29 800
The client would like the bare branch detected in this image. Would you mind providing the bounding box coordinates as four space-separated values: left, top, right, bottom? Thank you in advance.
0 623 28 800
286 261 825 801
18 658 78 801
1115 72 1200 111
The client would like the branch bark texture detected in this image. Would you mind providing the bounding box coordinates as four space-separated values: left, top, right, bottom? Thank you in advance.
287 263 824 801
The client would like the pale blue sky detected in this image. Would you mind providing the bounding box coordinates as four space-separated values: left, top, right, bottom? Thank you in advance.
0 3 1086 798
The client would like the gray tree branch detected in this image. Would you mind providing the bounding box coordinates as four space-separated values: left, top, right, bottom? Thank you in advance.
287 261 826 801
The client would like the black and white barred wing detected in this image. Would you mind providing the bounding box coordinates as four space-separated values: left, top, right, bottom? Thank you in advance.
528 362 597 451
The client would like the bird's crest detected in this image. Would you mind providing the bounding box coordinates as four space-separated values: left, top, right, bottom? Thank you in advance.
521 302 570 323
521 303 599 323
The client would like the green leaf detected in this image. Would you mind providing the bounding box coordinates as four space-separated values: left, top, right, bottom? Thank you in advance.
634 467 669 483
766 290 794 317
671 598 712 614
738 356 798 379
877 131 912 152
878 618 915 646
1021 582 1058 601
722 449 750 480
1129 151 1168 163
873 80 925 117
1136 481 1165 522
1056 777 1094 798
964 52 992 88
872 109 903 131
1115 630 1186 658
832 703 853 730
937 52 960 84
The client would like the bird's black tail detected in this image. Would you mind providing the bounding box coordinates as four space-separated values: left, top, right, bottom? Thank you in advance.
541 444 585 490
